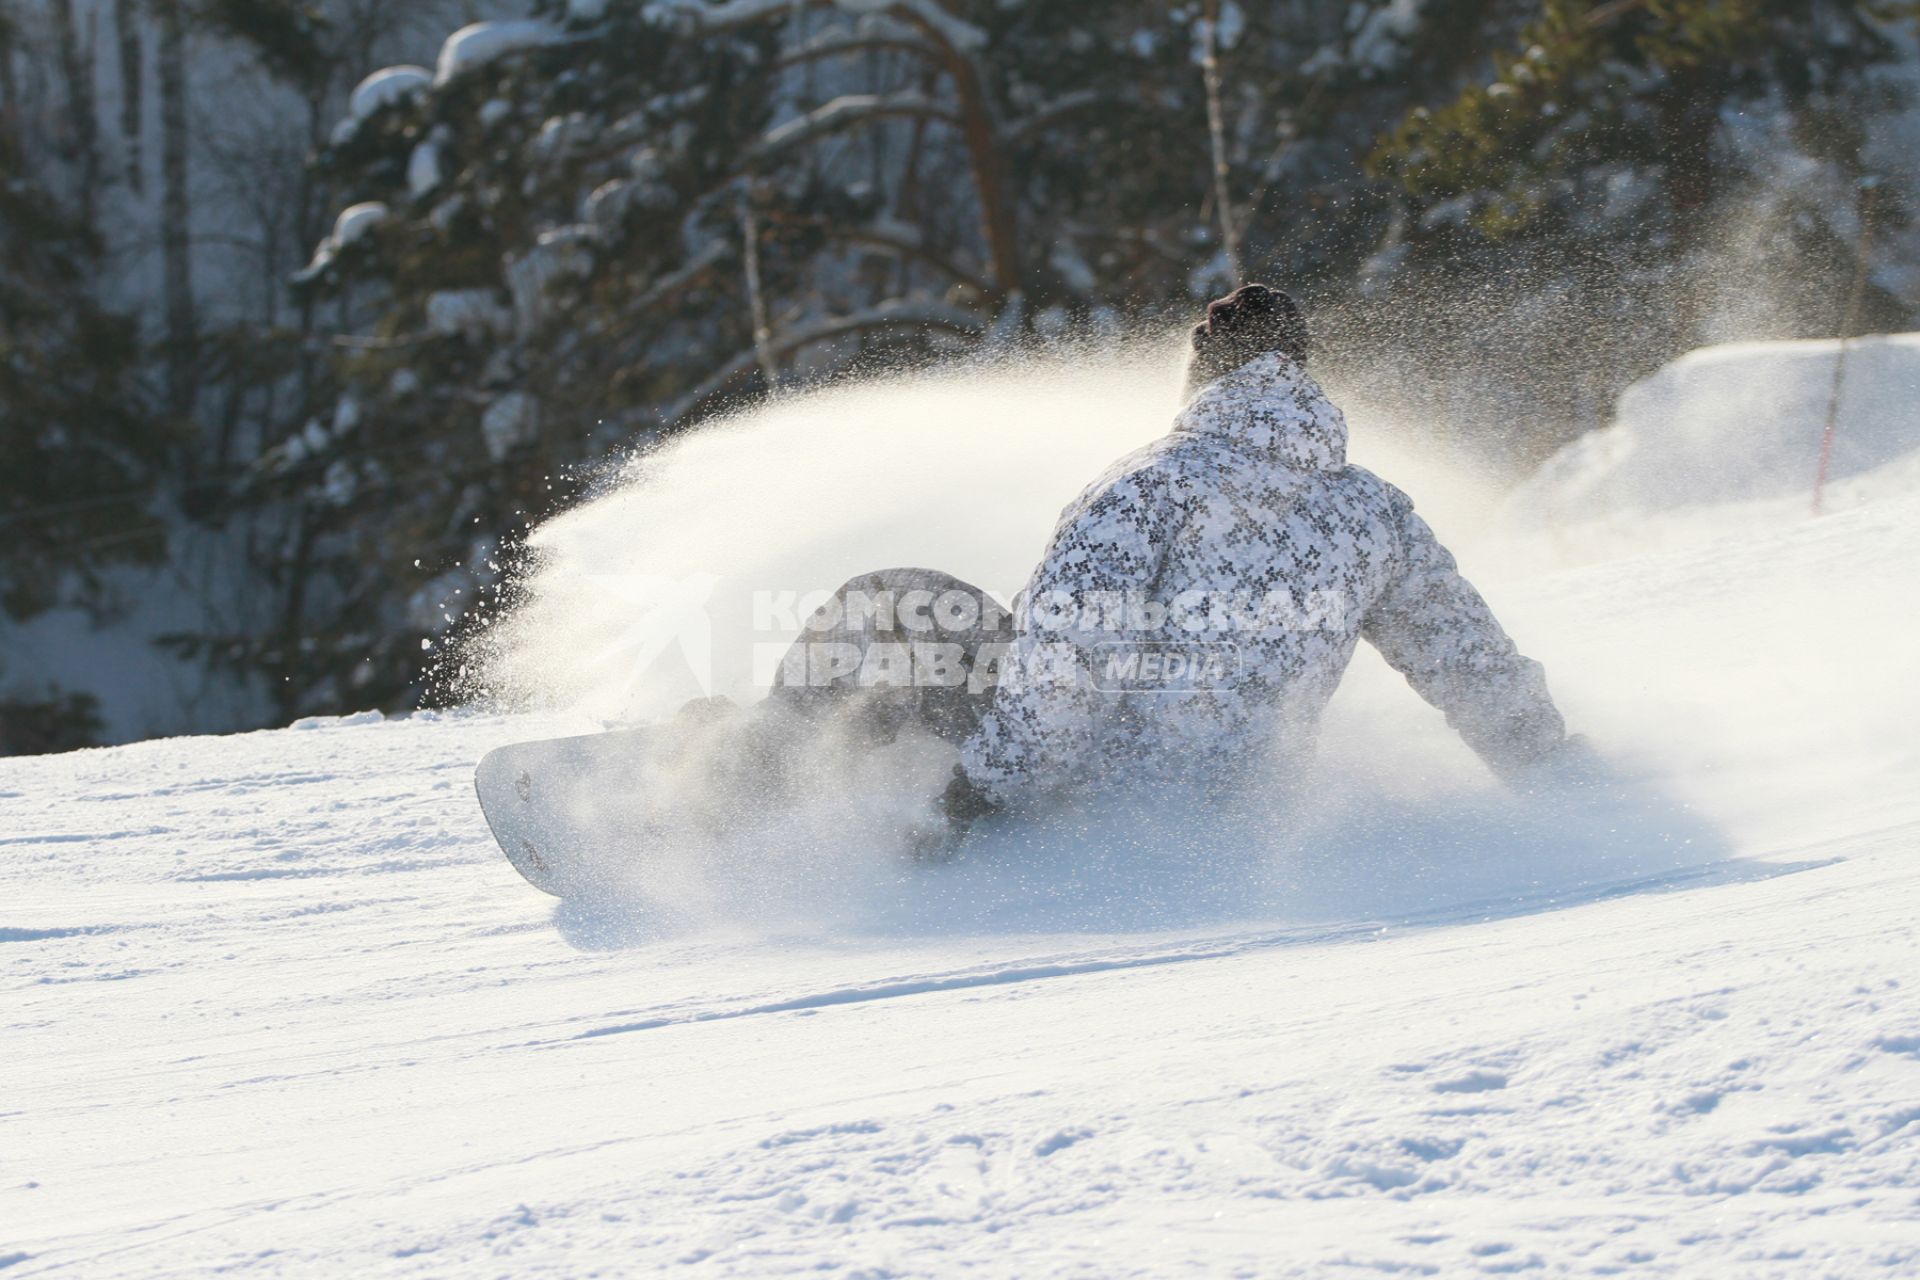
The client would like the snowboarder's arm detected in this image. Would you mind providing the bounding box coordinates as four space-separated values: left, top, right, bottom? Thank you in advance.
959 466 1181 806
1362 489 1567 780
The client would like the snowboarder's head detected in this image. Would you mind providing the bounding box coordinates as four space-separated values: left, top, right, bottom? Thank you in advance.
1189 284 1310 387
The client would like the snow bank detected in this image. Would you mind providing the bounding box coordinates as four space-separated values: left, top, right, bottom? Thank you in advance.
1492 332 1920 568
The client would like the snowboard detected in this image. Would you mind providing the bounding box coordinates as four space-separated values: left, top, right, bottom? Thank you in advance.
475 710 960 896
474 566 1004 895
474 727 662 897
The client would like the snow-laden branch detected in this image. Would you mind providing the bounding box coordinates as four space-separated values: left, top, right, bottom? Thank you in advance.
292 202 388 285
434 20 564 88
348 66 431 121
661 297 984 425
643 0 984 54
754 93 959 161
775 29 945 72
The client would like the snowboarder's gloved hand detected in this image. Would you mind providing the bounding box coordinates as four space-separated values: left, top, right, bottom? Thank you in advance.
911 765 1002 862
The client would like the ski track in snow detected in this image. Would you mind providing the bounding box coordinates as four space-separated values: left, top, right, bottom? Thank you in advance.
8 503 1920 1272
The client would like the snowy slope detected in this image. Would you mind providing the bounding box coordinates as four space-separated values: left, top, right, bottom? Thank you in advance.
9 338 1920 1275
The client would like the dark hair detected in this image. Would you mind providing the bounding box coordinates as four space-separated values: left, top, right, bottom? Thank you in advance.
1188 284 1310 386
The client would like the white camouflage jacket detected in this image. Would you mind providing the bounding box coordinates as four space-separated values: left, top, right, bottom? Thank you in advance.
958 352 1566 805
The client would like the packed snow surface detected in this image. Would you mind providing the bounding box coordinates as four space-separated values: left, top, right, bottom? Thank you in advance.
9 341 1920 1276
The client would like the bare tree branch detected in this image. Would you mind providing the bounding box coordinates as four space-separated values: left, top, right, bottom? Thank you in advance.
753 93 959 162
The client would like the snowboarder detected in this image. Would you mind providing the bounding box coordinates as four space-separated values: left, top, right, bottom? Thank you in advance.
476 285 1581 892
918 284 1574 850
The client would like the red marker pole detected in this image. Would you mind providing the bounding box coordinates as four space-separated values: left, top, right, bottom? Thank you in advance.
1814 185 1876 518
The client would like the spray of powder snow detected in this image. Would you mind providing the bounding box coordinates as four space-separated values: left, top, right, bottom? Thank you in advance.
478 337 1500 720
462 336 1896 944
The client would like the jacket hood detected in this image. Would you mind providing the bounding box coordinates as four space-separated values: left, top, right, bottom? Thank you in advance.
1173 352 1348 471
